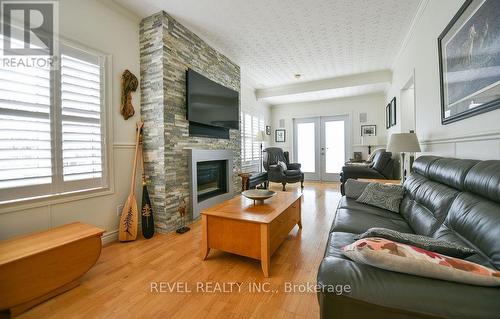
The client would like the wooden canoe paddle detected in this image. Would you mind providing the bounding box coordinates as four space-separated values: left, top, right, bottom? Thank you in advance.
139 127 155 239
119 121 143 242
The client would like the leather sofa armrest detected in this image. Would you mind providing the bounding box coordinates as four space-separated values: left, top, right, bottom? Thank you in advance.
341 166 385 181
287 163 301 170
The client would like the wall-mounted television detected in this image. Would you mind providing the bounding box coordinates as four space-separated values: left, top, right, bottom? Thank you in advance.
186 69 239 131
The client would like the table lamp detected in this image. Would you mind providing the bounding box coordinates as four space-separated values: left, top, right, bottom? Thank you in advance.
387 133 421 181
361 135 378 155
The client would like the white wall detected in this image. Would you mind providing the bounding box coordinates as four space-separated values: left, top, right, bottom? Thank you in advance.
270 93 386 161
386 0 500 160
0 0 141 242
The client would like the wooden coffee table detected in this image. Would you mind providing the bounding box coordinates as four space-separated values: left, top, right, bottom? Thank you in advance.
358 178 401 185
201 191 302 277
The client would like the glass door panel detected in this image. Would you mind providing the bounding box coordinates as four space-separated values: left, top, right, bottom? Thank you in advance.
293 118 320 180
321 116 349 182
297 122 316 173
324 120 345 174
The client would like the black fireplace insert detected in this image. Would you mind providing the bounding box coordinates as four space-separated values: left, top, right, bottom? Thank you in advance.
197 160 227 202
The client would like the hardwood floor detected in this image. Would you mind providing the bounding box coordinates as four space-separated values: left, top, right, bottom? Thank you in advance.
19 182 341 319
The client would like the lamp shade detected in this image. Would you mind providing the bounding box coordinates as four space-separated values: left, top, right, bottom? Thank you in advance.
255 130 266 142
387 133 421 153
361 135 378 146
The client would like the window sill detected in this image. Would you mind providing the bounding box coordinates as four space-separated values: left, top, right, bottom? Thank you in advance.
0 186 115 215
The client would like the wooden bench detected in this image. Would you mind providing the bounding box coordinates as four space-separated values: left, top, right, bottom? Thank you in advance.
0 222 104 317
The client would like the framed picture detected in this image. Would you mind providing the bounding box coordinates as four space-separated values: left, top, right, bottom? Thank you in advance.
265 125 271 135
438 0 500 124
361 125 376 136
386 103 391 129
390 97 397 126
275 129 286 142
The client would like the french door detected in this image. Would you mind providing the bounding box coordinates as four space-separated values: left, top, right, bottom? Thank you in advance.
293 116 349 182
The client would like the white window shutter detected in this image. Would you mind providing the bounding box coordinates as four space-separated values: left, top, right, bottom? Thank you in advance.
60 46 104 191
0 60 53 200
244 113 253 162
0 37 108 203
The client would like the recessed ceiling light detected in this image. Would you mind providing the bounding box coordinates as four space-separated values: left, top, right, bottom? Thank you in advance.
294 74 301 79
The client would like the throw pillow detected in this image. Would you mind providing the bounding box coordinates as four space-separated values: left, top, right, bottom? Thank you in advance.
344 179 369 199
356 183 404 213
342 238 500 286
355 228 475 258
277 160 287 171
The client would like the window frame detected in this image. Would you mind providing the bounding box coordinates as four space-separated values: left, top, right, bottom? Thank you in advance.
0 37 114 207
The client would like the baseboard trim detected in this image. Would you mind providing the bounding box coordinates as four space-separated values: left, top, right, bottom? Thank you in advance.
101 230 118 245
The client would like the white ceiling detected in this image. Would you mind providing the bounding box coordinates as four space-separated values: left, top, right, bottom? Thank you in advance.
114 0 422 104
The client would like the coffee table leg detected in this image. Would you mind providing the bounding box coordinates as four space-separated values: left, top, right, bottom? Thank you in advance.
260 224 270 277
297 199 302 229
201 215 210 260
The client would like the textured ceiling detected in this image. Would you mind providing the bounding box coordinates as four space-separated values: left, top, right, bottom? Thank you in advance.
115 0 421 101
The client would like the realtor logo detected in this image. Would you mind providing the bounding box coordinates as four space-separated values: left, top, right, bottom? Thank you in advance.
1 1 57 56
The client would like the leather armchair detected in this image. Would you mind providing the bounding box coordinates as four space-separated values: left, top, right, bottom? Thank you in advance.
340 149 395 195
263 147 304 191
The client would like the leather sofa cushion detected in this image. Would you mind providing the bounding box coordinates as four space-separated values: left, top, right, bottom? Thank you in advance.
337 197 403 219
318 232 500 319
427 158 479 190
331 208 413 234
412 156 439 177
434 192 500 270
400 173 459 236
464 161 500 203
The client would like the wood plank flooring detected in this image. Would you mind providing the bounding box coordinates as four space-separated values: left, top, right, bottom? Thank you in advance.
18 182 341 319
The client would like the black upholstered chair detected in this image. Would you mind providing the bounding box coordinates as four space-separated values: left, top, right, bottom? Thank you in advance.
263 147 304 191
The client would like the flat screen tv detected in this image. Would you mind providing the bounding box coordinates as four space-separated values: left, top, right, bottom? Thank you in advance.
186 69 239 130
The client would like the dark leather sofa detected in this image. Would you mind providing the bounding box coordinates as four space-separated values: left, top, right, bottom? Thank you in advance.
317 156 500 318
263 147 304 191
340 148 395 195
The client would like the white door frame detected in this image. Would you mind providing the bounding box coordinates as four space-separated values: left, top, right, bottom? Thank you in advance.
293 115 350 182
400 69 416 133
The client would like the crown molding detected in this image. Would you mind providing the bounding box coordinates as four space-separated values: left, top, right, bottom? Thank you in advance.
96 0 141 23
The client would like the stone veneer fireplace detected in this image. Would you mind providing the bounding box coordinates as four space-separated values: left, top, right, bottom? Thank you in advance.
188 149 233 219
140 11 241 232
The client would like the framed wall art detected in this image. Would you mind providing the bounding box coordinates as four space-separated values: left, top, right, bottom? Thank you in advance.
390 97 396 126
386 103 391 129
275 129 286 142
361 125 376 136
438 0 500 124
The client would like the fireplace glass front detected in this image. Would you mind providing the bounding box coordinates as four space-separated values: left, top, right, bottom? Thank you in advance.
197 160 227 203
